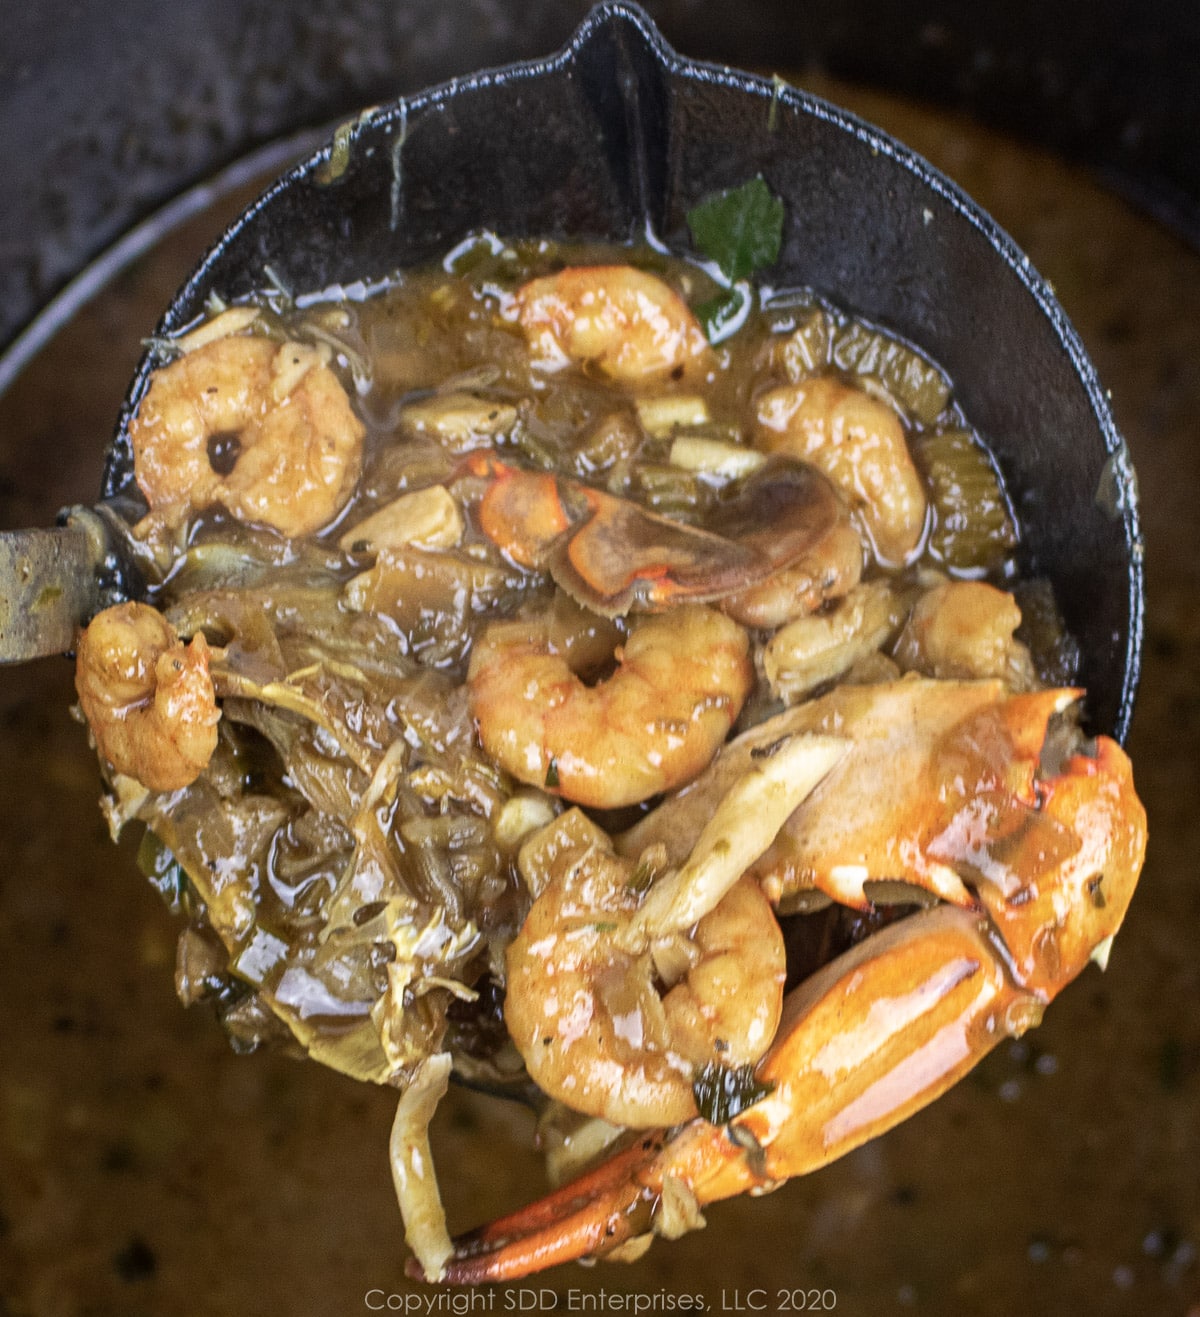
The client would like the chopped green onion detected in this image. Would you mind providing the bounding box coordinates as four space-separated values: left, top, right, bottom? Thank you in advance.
692 1061 775 1125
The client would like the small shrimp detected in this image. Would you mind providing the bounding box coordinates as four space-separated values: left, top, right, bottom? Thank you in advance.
468 604 752 809
130 334 365 537
505 809 786 1128
514 266 710 384
762 579 910 702
755 376 927 564
75 602 220 792
893 579 1037 689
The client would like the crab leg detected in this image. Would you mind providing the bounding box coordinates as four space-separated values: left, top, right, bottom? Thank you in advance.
437 905 1032 1283
446 1132 670 1277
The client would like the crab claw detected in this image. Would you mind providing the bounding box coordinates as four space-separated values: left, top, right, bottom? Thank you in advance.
955 698 1148 999
621 678 1006 909
436 905 1039 1284
466 452 849 617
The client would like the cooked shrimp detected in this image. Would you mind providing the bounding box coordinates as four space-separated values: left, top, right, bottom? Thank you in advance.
755 376 927 564
514 266 710 384
504 810 786 1127
75 602 220 792
130 334 364 536
468 604 752 809
893 579 1037 688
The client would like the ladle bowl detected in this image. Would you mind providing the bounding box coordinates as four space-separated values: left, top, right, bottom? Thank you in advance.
0 1 1142 740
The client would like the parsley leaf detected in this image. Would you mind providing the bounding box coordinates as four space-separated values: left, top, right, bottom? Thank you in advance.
686 177 784 283
692 1061 775 1125
693 284 752 344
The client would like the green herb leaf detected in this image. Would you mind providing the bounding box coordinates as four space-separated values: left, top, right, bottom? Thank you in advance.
692 1061 775 1125
693 283 751 344
687 178 784 283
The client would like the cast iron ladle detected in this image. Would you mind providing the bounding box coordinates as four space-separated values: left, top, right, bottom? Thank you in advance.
0 2 1143 741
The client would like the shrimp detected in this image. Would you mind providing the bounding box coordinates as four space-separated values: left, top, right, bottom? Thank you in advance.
74 602 220 792
505 734 847 1128
893 579 1037 688
755 375 927 564
467 604 752 809
506 812 782 1128
130 334 365 537
514 266 710 384
762 579 910 702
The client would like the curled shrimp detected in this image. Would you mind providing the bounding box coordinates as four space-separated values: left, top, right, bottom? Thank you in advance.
130 333 365 537
75 602 220 792
893 579 1037 688
514 266 710 384
467 604 752 809
506 810 786 1128
755 376 927 564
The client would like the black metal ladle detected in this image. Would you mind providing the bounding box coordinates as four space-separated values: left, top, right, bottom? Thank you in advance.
0 1 1143 740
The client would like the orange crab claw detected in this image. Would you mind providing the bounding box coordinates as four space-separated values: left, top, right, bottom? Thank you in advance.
467 452 847 616
439 1131 671 1281
620 678 1006 910
435 906 1035 1284
957 714 1147 999
619 680 1147 931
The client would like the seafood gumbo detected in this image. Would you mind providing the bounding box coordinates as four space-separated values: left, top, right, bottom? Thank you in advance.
72 225 1147 1281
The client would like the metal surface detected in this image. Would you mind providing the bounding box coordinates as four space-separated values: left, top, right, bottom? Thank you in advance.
0 511 114 663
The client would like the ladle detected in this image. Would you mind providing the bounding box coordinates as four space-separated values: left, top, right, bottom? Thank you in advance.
0 1 1142 739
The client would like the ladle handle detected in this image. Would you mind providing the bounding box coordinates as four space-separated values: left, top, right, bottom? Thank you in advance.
0 508 115 663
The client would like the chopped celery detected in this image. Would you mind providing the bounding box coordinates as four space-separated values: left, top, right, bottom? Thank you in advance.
833 321 951 423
